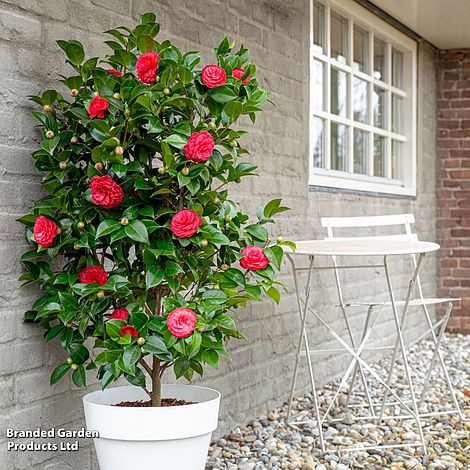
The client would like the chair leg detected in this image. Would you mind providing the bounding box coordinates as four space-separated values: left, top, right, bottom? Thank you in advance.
418 303 463 419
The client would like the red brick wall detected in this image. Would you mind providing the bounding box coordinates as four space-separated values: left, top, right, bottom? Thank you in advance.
437 50 470 334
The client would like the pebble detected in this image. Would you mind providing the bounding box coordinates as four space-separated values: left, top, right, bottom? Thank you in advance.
206 334 470 470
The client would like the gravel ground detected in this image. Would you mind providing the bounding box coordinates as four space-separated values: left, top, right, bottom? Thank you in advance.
206 334 470 469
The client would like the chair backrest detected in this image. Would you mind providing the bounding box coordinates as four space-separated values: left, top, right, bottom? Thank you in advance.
321 213 418 241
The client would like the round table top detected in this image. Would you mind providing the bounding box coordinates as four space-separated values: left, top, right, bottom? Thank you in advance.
285 239 440 257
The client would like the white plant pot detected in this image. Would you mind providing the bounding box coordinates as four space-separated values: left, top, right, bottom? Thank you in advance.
83 384 220 470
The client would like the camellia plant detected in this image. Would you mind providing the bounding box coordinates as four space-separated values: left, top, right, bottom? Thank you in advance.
19 13 294 406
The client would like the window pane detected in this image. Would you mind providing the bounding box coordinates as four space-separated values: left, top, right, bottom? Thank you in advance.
331 11 348 64
353 77 368 123
312 59 324 110
392 94 404 134
373 86 386 129
392 140 404 180
392 47 404 89
312 117 325 168
313 1 326 54
354 129 368 174
373 135 386 177
331 68 348 118
353 26 369 73
374 37 387 82
331 122 347 171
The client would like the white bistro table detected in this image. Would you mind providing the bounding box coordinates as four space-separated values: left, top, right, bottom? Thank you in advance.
284 239 451 455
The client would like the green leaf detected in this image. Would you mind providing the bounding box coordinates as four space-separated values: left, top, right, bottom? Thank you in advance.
187 331 202 358
141 12 157 24
266 286 281 304
163 134 187 149
264 198 290 219
178 65 192 85
137 34 155 53
211 86 237 103
125 367 146 387
60 40 85 67
69 344 90 364
42 90 57 106
202 289 228 303
123 345 141 370
125 219 149 243
165 261 184 276
264 245 284 270
41 136 60 155
146 266 164 289
96 220 121 238
202 349 219 367
246 224 268 241
222 101 243 122
143 336 172 361
106 319 124 341
50 363 70 385
72 365 87 388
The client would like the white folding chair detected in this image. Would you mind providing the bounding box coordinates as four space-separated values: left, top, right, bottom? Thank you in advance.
320 213 463 421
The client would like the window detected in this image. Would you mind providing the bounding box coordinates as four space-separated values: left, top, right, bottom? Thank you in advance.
309 0 417 196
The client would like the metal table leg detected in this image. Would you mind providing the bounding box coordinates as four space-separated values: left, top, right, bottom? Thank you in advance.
381 254 427 454
286 254 326 452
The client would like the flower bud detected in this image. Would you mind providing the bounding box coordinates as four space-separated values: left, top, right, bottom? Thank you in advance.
155 75 160 83
70 136 78 145
59 161 67 170
97 290 105 298
77 221 85 230
200 239 208 248
93 91 100 97
70 89 79 97
66 321 73 328
158 167 166 174
115 146 124 156
229 140 237 147
43 104 52 113
113 92 121 100
225 215 232 222
120 217 129 225
277 236 283 243
221 264 229 271
208 121 217 130
66 357 73 364
73 245 81 250
235 177 241 183
181 166 189 176
94 162 103 171
163 87 170 95
137 337 145 346
71 363 78 370
45 130 55 139
214 197 220 204
213 283 220 290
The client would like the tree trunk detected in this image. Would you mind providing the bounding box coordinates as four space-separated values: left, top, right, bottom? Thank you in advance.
151 356 161 407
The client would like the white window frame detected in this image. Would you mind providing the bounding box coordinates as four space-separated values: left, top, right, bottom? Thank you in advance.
309 0 418 196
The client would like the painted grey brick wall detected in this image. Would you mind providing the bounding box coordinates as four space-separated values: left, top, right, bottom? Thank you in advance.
0 1 437 468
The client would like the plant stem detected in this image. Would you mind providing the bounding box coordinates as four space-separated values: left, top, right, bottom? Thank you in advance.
151 356 161 407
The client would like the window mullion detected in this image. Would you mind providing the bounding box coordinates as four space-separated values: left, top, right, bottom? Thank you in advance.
325 3 331 170
347 17 354 174
368 31 374 176
385 42 392 179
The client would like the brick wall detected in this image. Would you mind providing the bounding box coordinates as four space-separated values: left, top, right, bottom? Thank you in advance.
0 1 439 468
437 50 470 334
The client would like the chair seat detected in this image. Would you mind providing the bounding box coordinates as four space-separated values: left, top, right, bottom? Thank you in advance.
340 298 459 308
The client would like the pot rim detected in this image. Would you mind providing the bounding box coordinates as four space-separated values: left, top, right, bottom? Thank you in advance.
83 384 221 410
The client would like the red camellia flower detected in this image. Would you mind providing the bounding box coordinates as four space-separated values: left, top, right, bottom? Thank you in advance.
106 68 122 77
232 68 250 84
109 308 129 321
89 175 124 209
170 210 202 238
166 308 197 338
78 265 108 285
136 51 160 83
184 131 214 163
120 325 139 338
201 64 226 88
240 245 269 271
88 96 109 119
33 216 59 247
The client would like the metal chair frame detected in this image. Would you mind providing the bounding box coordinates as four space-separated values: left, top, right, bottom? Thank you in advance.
286 214 463 455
